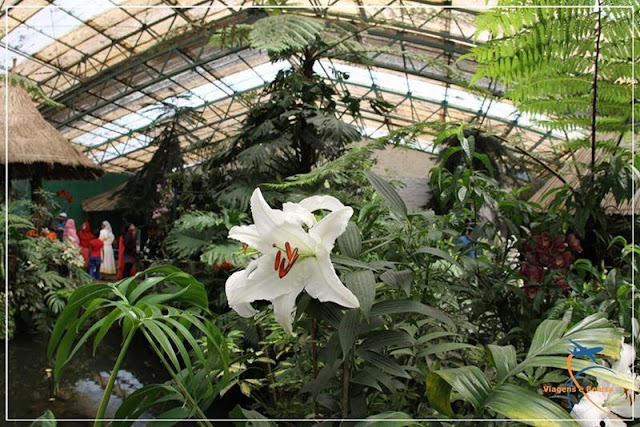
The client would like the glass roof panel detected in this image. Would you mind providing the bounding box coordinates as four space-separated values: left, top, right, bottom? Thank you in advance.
1 0 124 68
1 1 576 172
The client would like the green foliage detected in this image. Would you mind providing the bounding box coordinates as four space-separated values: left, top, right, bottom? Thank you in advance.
117 107 202 225
426 313 634 425
469 1 636 135
30 410 57 426
165 207 249 266
202 65 364 209
3 199 88 336
48 265 232 425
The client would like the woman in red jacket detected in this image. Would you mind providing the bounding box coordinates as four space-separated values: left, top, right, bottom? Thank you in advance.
78 221 94 271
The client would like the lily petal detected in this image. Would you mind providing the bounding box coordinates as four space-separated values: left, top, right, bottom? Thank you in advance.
228 224 271 253
571 392 609 426
303 252 359 308
250 188 316 253
297 195 345 213
282 202 317 227
226 255 304 308
272 289 304 335
309 207 353 252
612 342 635 376
234 302 259 318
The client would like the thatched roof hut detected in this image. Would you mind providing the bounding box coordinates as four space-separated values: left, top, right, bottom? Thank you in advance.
530 149 639 215
0 84 102 180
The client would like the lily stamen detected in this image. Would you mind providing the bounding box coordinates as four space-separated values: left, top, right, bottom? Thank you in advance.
274 242 300 279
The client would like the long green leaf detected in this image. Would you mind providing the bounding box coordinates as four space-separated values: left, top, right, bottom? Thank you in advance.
364 170 408 218
418 343 476 358
47 284 111 360
416 246 460 268
128 276 170 303
338 221 362 258
370 299 455 329
431 366 491 411
425 372 454 417
344 270 376 317
93 309 125 356
360 329 414 350
339 308 360 357
144 320 181 373
358 350 410 379
379 269 413 297
485 383 579 427
488 344 518 383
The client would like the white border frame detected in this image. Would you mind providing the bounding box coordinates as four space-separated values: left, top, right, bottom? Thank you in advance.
2 2 636 424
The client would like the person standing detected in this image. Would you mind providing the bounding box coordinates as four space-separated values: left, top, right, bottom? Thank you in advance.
88 234 104 281
99 221 116 275
62 218 80 247
122 224 138 278
78 221 94 270
55 213 68 241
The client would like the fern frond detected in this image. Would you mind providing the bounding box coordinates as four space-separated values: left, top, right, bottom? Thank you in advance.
265 137 385 190
165 228 217 258
249 15 325 55
200 242 250 268
173 212 225 231
210 15 325 55
307 113 361 144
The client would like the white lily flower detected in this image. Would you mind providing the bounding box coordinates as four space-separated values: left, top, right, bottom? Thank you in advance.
225 188 360 334
571 341 639 426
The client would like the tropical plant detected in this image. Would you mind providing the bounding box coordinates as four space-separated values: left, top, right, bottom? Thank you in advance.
426 313 637 425
117 106 203 226
47 265 233 426
165 207 249 268
3 199 89 336
469 1 636 151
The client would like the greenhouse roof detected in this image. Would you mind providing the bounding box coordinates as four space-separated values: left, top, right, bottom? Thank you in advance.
1 0 581 173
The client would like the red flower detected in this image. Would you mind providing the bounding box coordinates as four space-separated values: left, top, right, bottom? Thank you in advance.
529 266 545 283
567 234 583 254
213 261 234 273
520 262 545 283
552 235 565 251
550 254 565 269
533 232 551 250
26 229 39 238
67 196 74 204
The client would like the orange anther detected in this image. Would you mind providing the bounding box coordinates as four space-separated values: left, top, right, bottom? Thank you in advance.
274 251 282 270
285 242 293 259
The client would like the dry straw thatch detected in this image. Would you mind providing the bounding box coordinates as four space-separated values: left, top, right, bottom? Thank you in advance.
530 148 639 216
0 83 102 180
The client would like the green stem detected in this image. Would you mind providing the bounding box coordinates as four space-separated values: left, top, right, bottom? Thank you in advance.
141 329 212 427
94 327 137 427
341 357 350 419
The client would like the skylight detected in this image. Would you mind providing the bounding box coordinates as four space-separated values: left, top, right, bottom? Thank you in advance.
2 0 123 69
72 61 292 151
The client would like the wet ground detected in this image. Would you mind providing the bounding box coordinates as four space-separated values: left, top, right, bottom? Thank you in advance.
2 330 168 426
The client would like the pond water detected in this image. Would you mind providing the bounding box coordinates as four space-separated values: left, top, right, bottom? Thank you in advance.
2 331 169 426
